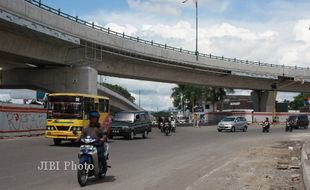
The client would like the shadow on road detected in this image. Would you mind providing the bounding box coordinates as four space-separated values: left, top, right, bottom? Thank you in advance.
111 136 153 141
84 175 116 186
48 142 80 148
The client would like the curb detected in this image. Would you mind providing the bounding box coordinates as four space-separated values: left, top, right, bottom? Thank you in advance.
302 141 310 190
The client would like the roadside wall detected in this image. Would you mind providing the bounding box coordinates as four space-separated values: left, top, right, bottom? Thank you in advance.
205 111 310 124
0 103 47 137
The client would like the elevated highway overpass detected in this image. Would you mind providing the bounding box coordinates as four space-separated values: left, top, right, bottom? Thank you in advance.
0 0 309 111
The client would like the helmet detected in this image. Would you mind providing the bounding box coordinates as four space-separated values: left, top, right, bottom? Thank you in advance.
89 111 100 118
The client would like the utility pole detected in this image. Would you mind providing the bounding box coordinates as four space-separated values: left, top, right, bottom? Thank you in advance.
182 0 198 61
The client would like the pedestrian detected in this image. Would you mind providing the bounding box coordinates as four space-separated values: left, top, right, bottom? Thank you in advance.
193 113 199 128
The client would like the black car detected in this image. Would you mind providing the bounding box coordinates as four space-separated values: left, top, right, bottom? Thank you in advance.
287 114 309 129
110 111 152 140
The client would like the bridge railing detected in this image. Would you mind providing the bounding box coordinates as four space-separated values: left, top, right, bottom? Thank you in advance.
24 0 310 72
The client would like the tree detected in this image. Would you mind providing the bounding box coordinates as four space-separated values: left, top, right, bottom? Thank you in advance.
100 82 136 103
209 88 234 111
171 84 234 112
171 84 210 112
289 93 310 111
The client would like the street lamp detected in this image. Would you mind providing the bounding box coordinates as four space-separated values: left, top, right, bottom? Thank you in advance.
182 0 198 60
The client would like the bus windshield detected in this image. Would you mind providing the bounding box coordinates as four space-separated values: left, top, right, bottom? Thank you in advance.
47 102 83 119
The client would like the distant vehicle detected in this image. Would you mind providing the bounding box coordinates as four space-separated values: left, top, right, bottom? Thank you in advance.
217 116 248 132
151 119 158 126
161 117 171 136
109 111 152 140
286 115 309 129
177 115 187 124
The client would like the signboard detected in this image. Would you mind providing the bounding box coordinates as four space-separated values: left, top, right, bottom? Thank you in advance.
230 102 240 106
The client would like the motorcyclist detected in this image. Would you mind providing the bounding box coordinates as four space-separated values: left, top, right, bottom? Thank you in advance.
78 111 107 167
158 117 164 129
170 115 176 125
263 117 271 129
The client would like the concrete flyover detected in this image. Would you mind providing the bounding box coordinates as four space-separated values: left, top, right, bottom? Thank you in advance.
0 0 310 112
97 84 143 112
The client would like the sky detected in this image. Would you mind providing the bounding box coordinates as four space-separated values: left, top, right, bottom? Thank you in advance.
8 0 310 110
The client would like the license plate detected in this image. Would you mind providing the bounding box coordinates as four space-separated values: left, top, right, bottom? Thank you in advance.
113 130 119 133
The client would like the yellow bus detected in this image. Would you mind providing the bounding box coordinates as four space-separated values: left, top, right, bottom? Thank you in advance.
45 93 110 145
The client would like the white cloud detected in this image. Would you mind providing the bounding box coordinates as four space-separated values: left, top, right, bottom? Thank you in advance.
105 23 137 36
294 19 310 43
141 21 193 39
127 0 181 16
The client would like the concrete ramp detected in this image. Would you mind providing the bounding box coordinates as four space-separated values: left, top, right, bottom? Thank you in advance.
97 84 143 111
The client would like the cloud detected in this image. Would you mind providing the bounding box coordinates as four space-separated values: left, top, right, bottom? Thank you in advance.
294 19 310 43
131 89 157 95
127 0 181 16
141 21 193 39
105 23 137 36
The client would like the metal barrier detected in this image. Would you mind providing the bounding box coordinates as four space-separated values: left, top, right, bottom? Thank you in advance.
24 0 310 72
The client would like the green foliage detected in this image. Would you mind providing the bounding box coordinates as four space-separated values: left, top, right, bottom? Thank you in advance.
171 84 234 112
100 82 136 103
289 93 310 110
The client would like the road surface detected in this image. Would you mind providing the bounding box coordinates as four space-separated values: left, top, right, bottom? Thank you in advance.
1 125 309 190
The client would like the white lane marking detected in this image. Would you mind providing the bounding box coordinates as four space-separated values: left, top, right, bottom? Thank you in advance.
185 158 236 190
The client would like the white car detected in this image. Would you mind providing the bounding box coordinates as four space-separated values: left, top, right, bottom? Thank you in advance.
218 116 248 132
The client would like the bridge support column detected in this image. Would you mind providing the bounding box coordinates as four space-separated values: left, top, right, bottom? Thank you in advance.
1 66 98 95
251 90 274 112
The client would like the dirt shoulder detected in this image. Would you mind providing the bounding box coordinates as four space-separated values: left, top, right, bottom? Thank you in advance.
190 141 305 190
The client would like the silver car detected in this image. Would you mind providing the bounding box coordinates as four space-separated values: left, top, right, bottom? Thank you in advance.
217 116 248 132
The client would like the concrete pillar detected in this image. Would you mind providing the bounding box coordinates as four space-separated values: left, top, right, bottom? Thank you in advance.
1 66 98 95
251 90 274 112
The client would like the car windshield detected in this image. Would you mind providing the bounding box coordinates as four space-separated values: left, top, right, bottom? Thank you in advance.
47 102 83 119
222 117 236 122
114 113 134 122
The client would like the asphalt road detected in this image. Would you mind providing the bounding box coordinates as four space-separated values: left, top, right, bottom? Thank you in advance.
1 125 310 190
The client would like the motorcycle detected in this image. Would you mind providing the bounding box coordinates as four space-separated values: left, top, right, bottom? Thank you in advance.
163 122 171 136
77 136 110 187
285 120 294 132
261 122 270 133
171 120 176 133
159 121 164 132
